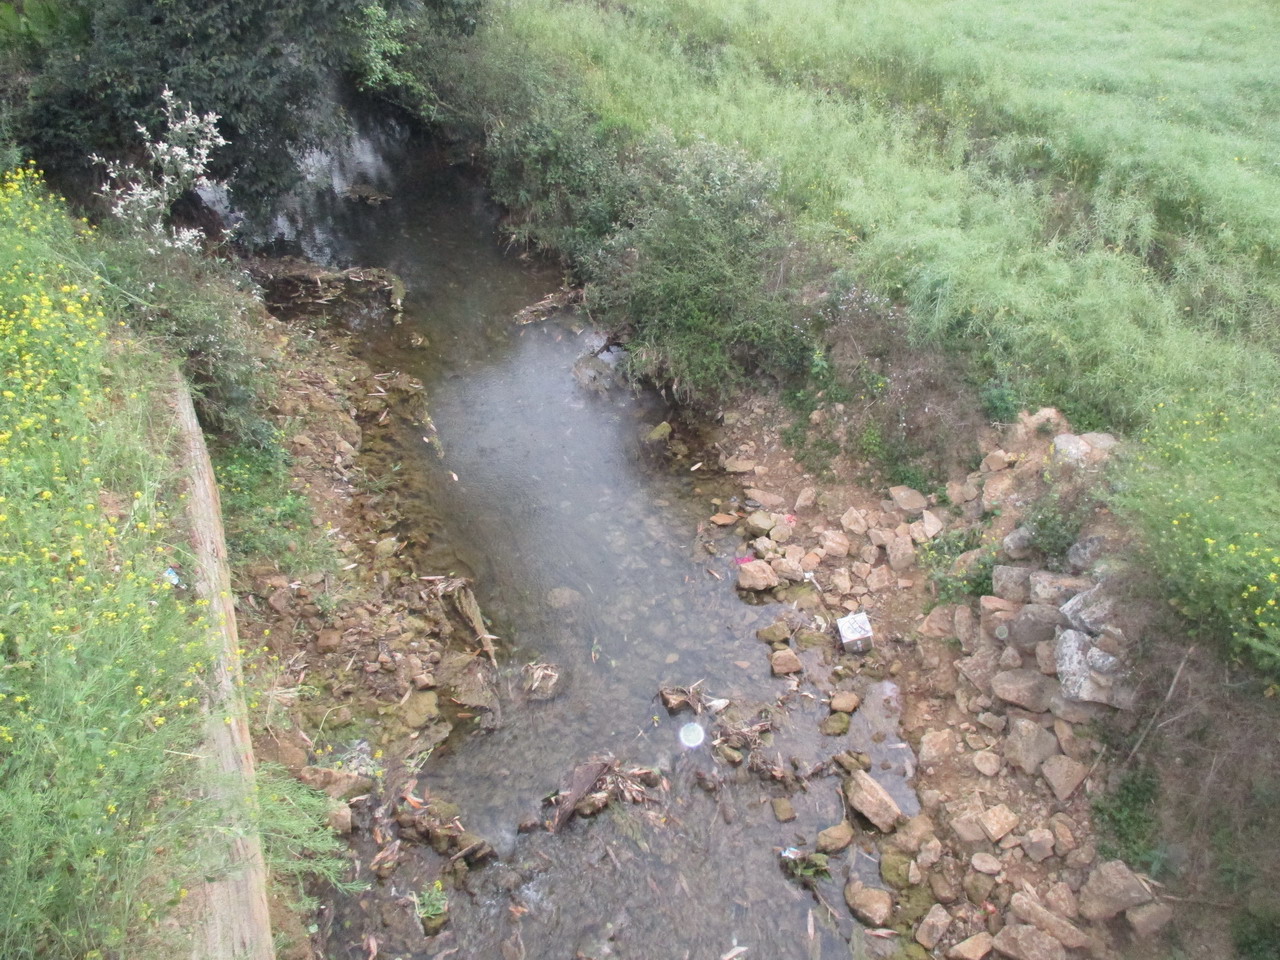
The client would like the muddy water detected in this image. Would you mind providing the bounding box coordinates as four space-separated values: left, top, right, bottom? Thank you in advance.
273 128 916 960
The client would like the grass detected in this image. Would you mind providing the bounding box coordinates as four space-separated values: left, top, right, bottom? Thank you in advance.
0 161 345 958
360 0 1280 674
0 163 217 958
1092 767 1162 871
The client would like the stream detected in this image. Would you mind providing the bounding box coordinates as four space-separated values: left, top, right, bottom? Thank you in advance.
267 120 918 960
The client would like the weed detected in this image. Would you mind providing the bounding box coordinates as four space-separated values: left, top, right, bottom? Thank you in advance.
1233 912 1280 960
214 441 334 574
979 379 1021 424
918 529 993 605
1023 490 1089 560
1093 768 1161 871
412 880 449 921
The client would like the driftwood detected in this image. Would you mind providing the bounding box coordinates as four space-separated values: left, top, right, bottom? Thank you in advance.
552 760 612 834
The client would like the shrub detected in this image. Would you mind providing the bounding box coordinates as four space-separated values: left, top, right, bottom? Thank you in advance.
587 135 812 401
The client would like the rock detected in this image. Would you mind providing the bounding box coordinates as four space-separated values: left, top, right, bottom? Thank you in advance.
887 535 917 571
831 691 862 713
794 486 817 511
328 803 353 835
1010 892 1090 949
992 565 1033 603
845 882 894 926
1066 536 1107 573
1045 882 1077 919
710 512 739 526
820 529 851 557
845 770 903 832
919 729 960 764
978 804 1019 842
817 821 855 853
723 456 756 473
1055 629 1113 704
1060 584 1115 634
991 669 1055 713
1028 572 1092 607
889 814 938 855
1051 434 1091 468
1004 717 1061 775
912 510 945 542
982 450 1011 473
1048 814 1078 855
999 646 1023 669
972 852 1002 875
1007 605 1067 653
831 567 853 594
992 922 1066 960
1034 641 1057 675
745 510 776 537
772 797 797 822
841 506 869 534
866 565 896 592
920 604 957 638
770 557 805 582
1040 755 1088 801
770 648 803 676
949 933 995 960
1022 828 1056 863
401 691 440 728
1079 860 1152 920
645 421 672 441
1127 901 1174 938
316 628 342 652
821 712 851 735
963 870 996 905
746 488 785 509
973 750 1002 777
373 536 399 559
1002 526 1035 560
769 520 795 543
738 559 780 591
299 766 374 801
890 485 929 515
757 621 791 643
917 903 953 949
547 586 583 608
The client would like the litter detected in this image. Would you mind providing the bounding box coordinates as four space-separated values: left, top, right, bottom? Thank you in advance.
837 611 873 653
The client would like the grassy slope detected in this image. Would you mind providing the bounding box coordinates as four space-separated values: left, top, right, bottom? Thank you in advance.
0 165 222 958
461 0 1280 666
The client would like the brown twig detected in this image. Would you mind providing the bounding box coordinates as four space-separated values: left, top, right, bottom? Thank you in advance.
1124 645 1196 767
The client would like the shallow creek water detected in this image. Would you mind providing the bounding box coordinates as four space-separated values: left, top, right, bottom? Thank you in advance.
271 126 917 960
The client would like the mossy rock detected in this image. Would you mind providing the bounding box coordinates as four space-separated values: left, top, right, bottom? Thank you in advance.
879 849 913 889
756 621 791 643
820 712 851 736
894 883 935 926
794 628 830 650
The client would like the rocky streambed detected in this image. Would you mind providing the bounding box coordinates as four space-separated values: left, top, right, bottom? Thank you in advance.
233 133 1172 960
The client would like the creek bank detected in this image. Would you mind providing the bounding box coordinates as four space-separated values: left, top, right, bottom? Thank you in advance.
225 264 511 958
685 392 1169 958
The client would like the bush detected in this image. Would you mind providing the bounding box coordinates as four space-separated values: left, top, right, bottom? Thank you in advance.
587 135 812 401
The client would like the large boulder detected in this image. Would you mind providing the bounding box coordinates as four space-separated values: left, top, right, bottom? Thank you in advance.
1079 860 1152 920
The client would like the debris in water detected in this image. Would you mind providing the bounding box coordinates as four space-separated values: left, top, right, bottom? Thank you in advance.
837 611 873 653
679 722 706 748
521 661 561 700
660 681 704 714
721 948 749 960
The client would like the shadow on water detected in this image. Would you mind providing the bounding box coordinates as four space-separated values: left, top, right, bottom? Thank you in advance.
269 119 915 960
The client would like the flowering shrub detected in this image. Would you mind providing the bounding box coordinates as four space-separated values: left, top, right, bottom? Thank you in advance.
92 87 227 253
